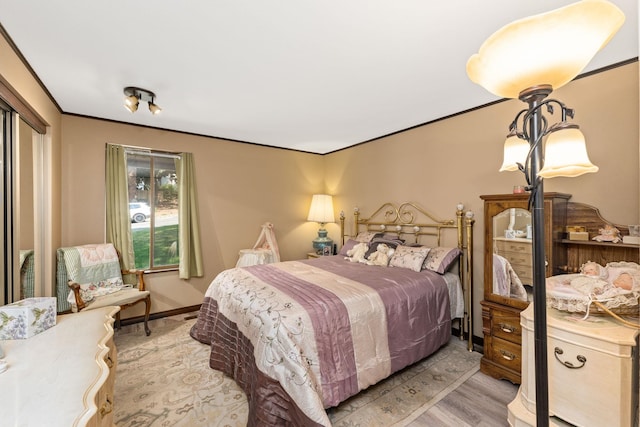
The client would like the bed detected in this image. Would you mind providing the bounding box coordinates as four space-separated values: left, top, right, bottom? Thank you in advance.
190 202 474 426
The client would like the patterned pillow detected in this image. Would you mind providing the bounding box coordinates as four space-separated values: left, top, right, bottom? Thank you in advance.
390 245 431 272
69 278 126 305
422 247 462 274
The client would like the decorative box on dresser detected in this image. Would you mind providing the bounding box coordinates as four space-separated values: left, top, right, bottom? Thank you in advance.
1 306 119 427
479 193 571 384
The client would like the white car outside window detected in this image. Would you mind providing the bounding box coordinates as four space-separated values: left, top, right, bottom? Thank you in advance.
130 202 151 223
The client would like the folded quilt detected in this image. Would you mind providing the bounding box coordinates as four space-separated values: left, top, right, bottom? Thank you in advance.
62 244 124 305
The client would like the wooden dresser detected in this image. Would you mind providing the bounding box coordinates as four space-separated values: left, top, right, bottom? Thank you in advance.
479 193 571 384
0 306 119 426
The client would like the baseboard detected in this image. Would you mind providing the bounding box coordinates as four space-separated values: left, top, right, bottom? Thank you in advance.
120 304 201 326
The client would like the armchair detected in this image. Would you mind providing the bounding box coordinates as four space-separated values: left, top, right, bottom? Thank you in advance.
19 249 35 299
57 243 151 336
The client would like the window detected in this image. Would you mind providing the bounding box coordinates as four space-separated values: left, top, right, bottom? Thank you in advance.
126 150 180 270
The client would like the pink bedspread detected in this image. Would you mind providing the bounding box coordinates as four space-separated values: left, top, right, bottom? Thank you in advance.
190 255 451 426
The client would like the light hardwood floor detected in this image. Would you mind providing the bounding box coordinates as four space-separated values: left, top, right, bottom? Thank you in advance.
408 368 519 427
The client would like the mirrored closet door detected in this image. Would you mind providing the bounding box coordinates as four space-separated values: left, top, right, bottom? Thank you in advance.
0 97 46 306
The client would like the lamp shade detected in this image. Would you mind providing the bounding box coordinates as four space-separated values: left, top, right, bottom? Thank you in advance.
466 0 625 99
124 95 139 113
149 102 162 115
538 126 598 178
499 133 530 172
307 194 335 224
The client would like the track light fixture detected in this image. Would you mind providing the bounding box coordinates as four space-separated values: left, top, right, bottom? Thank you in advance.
123 87 162 115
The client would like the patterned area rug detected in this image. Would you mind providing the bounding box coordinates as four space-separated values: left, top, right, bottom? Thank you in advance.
113 316 247 427
113 315 481 427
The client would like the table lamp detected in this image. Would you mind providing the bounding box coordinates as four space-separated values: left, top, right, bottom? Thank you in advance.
307 194 335 254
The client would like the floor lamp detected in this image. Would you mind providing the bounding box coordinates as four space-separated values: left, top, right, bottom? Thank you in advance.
466 1 625 425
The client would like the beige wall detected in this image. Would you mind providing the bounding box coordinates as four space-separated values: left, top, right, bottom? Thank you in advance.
326 62 639 336
0 32 63 297
60 116 325 315
2 27 638 337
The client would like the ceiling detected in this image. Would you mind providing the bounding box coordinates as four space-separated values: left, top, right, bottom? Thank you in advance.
1 1 637 154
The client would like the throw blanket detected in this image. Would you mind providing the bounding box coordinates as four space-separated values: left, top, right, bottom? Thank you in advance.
62 244 124 305
493 253 528 301
191 256 451 426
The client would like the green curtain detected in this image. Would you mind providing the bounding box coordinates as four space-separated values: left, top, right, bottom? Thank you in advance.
176 152 203 279
105 144 135 279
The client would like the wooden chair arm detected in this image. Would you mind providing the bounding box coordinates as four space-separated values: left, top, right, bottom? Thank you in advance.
121 269 145 291
67 281 87 311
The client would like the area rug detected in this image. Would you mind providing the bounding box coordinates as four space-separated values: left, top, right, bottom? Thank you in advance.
113 316 481 427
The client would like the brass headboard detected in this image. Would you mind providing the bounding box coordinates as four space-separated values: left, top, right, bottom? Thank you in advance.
339 202 475 352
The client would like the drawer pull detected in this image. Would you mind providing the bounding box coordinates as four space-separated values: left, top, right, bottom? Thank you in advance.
500 350 516 361
100 396 113 417
105 355 114 368
498 323 516 333
554 347 587 369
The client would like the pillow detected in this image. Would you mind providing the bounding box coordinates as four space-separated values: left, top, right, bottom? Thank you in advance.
67 278 125 305
338 239 358 256
390 245 431 272
422 247 462 274
365 237 405 259
355 231 382 243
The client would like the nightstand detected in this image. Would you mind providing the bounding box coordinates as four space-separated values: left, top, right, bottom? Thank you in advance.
307 252 320 259
509 304 639 427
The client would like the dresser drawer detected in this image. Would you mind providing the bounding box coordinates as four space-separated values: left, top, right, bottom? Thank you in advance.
494 240 533 284
510 264 533 284
499 251 532 269
491 308 523 345
488 336 522 374
494 239 532 255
